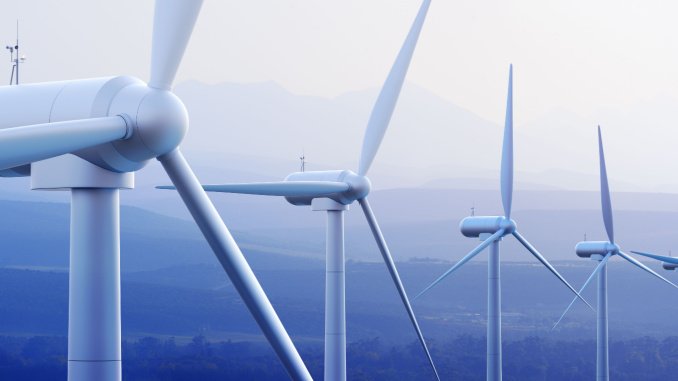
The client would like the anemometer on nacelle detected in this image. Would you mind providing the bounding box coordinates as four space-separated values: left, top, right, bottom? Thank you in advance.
5 20 24 86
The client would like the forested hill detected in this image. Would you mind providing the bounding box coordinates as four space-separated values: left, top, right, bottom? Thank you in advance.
1 334 677 380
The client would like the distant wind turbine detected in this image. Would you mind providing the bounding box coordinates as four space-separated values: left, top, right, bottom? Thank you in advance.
414 65 592 381
159 1 438 380
553 126 678 381
631 250 678 271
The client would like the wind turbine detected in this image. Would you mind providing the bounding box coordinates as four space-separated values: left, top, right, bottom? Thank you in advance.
552 126 678 381
0 1 312 380
160 1 438 380
414 65 592 381
630 251 678 271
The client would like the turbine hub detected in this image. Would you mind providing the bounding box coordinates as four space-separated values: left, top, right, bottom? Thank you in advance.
133 89 188 158
283 169 371 206
110 88 188 165
499 217 517 234
460 216 515 238
74 79 189 173
343 171 371 202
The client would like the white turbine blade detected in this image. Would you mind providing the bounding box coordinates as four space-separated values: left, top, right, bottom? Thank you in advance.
552 253 610 330
358 198 440 381
630 250 678 265
157 181 349 197
149 0 204 90
0 116 129 171
500 64 514 219
598 126 615 244
512 231 594 311
618 251 678 289
357 0 431 176
415 228 505 300
157 149 312 381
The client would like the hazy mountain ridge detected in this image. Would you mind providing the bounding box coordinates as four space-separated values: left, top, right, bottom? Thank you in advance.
161 80 678 193
4 186 678 268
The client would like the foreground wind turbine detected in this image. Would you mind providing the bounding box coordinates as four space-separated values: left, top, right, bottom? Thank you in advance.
160 1 437 380
553 126 678 381
0 1 312 380
415 65 592 381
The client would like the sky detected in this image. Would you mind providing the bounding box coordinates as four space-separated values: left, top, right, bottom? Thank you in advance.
2 0 678 124
1 0 678 191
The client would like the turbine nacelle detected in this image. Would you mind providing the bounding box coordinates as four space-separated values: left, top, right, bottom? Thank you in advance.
575 241 619 258
284 170 371 206
0 76 189 175
663 262 678 271
460 216 516 238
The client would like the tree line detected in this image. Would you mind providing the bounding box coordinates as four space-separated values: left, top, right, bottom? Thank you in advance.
1 334 676 380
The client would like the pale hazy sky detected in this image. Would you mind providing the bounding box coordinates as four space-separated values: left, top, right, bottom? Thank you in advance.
2 0 678 125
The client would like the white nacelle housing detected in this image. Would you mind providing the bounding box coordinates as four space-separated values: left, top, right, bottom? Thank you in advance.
0 76 188 177
459 216 515 238
0 79 77 177
575 241 618 258
284 170 370 206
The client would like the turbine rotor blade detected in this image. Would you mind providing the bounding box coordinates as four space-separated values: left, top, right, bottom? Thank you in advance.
415 228 505 300
618 251 678 289
157 181 350 197
598 126 615 243
357 0 431 176
552 253 610 330
500 64 514 219
157 149 312 381
149 0 204 90
0 116 129 171
630 250 678 265
358 198 440 381
512 231 594 311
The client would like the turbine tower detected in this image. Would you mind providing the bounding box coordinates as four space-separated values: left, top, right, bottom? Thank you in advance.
414 65 592 381
160 1 437 380
553 126 678 381
0 1 312 380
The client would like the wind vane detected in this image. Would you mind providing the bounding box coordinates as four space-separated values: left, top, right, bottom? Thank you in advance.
299 152 306 172
5 20 25 85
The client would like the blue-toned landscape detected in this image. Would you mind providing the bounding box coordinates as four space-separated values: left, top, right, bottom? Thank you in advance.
3 0 678 379
2 188 678 379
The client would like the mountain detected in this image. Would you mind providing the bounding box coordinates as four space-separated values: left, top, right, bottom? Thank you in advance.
4 185 678 268
150 80 678 194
